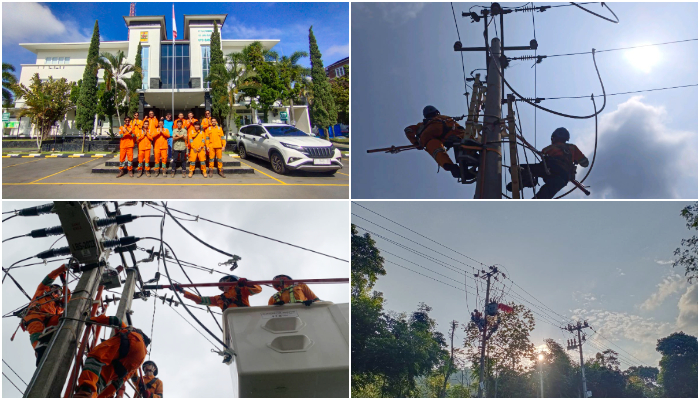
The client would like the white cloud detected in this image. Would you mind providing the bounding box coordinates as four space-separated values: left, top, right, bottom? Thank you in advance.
639 273 686 311
354 2 426 26
676 283 698 334
2 3 91 45
576 96 698 199
655 259 674 265
324 44 349 57
616 267 625 276
571 308 672 346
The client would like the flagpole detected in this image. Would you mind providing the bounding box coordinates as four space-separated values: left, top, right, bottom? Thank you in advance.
172 4 175 119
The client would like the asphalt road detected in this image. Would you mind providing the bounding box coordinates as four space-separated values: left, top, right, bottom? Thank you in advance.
2 155 350 199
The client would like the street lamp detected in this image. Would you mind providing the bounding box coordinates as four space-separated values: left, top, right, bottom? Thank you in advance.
538 353 544 398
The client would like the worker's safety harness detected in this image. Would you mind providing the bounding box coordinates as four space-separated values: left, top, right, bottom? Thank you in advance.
414 116 463 143
272 284 302 304
219 287 247 310
112 327 151 391
543 143 577 180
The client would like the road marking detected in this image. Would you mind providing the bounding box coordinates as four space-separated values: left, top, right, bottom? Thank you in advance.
337 172 350 176
237 160 287 185
29 158 97 183
3 182 348 187
3 158 44 169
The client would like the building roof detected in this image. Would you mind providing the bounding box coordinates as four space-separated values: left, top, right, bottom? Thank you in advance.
123 15 168 40
183 14 228 39
325 57 349 71
19 41 129 54
221 39 279 51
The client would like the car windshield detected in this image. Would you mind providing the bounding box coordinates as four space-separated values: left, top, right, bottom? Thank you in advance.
265 126 309 137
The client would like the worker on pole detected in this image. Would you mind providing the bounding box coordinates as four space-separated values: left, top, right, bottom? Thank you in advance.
268 275 320 306
73 315 150 398
206 117 226 178
171 275 262 309
404 105 469 179
22 264 70 366
507 127 590 199
116 116 135 178
130 360 163 398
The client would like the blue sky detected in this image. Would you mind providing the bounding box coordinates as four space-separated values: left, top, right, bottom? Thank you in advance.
2 2 348 70
351 2 698 199
352 200 698 370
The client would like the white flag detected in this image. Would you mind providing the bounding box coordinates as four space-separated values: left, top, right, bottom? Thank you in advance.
172 4 177 39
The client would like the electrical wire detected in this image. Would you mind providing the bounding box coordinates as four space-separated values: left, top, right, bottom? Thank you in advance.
3 359 28 386
155 203 348 263
514 99 539 197
3 214 18 223
556 95 598 198
3 372 24 394
546 38 698 58
451 3 470 112
168 305 221 351
569 2 619 24
544 84 698 100
530 2 538 149
2 234 28 243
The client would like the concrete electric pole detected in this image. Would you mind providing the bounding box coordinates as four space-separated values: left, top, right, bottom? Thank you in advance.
475 37 503 199
25 202 120 398
477 266 499 397
566 321 591 398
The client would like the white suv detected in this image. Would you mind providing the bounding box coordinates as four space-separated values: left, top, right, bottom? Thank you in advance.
237 123 343 175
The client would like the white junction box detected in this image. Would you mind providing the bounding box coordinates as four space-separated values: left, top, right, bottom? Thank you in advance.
223 301 349 398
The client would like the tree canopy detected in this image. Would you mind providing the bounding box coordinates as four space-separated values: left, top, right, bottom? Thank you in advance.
76 20 100 150
674 203 698 283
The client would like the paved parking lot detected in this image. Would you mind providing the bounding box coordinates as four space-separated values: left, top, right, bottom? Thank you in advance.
2 154 349 199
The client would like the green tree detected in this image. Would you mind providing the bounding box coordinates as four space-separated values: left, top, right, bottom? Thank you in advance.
70 80 82 106
75 20 100 151
584 353 627 398
127 42 143 117
656 332 698 397
96 83 116 137
277 51 309 127
330 64 349 125
351 224 385 297
238 42 284 123
624 366 660 397
2 62 18 107
206 51 256 135
308 26 337 138
14 73 75 149
209 23 229 127
674 203 698 283
536 339 578 398
98 50 135 130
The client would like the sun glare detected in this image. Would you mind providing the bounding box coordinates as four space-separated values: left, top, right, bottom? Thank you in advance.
624 46 661 73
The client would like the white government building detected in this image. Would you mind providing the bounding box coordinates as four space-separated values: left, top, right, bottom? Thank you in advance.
9 14 311 138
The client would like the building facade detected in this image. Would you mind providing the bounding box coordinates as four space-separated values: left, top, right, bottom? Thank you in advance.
325 57 349 81
9 14 311 138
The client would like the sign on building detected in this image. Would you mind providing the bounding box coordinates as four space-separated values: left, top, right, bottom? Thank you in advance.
2 112 9 122
140 31 149 42
4 122 19 128
197 28 213 43
280 111 288 120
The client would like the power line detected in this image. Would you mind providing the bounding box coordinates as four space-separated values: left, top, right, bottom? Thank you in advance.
451 2 470 112
544 84 698 100
3 359 28 386
383 259 476 295
168 304 221 351
591 328 647 365
3 372 24 395
545 38 698 58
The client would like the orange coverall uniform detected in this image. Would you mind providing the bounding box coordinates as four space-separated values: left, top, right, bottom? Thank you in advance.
405 115 465 170
268 283 319 305
130 375 163 398
135 127 153 171
201 117 212 132
118 125 135 171
188 129 208 174
24 265 69 362
206 126 226 170
76 315 148 398
130 119 143 132
185 118 199 150
516 142 589 199
182 284 262 309
145 116 159 136
151 127 170 172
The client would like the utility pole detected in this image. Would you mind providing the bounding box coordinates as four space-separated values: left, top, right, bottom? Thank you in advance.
506 94 520 198
111 267 139 336
566 321 591 398
477 266 499 397
539 355 544 398
440 320 457 398
474 37 503 199
25 202 120 398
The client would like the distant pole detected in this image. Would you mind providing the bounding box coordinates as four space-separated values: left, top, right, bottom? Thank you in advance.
578 328 588 397
566 321 590 398
539 357 544 398
477 266 499 397
475 37 503 199
506 94 520 198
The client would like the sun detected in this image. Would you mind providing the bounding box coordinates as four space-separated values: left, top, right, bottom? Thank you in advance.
624 46 661 73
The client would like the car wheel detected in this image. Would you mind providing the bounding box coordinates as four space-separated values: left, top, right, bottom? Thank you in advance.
239 144 248 159
269 152 288 175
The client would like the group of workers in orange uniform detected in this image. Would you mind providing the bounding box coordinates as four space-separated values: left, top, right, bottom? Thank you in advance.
23 266 319 397
405 105 589 199
116 109 227 179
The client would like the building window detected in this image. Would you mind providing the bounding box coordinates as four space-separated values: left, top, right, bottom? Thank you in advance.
160 43 190 89
52 57 58 64
141 46 149 89
59 57 64 64
201 45 211 89
335 67 345 77
45 57 50 64
64 57 70 64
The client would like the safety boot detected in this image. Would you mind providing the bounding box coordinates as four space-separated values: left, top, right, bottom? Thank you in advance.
182 170 187 178
129 170 134 177
171 170 176 178
145 170 151 178
154 170 161 178
73 385 95 398
201 170 208 178
218 169 226 178
137 169 144 178
188 170 194 178
116 169 127 178
445 164 461 179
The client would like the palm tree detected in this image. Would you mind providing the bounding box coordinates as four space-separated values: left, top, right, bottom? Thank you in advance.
98 50 135 129
206 51 259 135
3 63 18 107
278 51 309 127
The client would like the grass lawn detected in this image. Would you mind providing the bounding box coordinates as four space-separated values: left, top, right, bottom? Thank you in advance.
330 137 349 144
